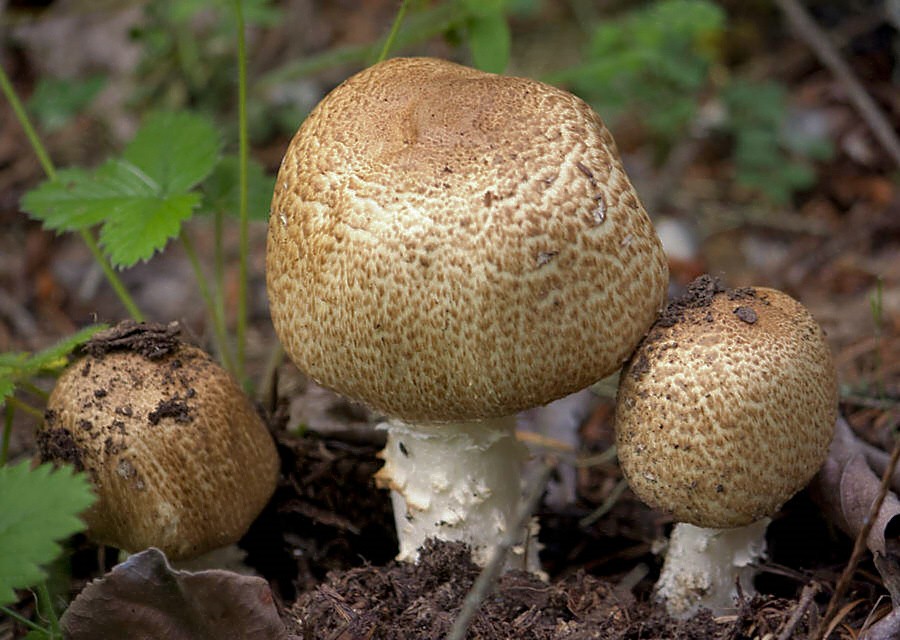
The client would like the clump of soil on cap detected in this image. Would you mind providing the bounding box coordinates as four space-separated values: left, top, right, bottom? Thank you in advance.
288 540 809 639
80 320 181 360
35 421 83 470
657 274 725 327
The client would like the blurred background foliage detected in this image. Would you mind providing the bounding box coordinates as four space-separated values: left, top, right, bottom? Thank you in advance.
5 0 842 207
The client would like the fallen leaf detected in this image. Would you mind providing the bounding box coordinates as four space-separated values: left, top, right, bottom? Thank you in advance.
811 417 900 557
60 547 287 640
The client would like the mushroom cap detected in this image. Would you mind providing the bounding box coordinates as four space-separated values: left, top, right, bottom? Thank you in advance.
615 277 838 529
39 328 279 561
267 57 668 422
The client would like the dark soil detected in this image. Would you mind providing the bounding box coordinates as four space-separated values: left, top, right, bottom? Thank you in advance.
80 320 181 360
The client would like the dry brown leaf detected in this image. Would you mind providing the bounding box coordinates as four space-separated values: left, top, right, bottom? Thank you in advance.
811 417 900 557
60 547 288 640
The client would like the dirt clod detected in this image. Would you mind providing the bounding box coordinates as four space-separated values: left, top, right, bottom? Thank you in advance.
80 320 181 361
36 426 83 471
147 398 192 425
734 306 759 324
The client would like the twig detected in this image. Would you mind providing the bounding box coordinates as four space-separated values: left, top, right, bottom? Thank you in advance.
445 459 554 640
815 414 900 639
773 0 900 168
777 582 820 640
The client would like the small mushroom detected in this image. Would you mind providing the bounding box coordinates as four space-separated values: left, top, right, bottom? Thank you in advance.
266 57 669 569
615 275 837 617
37 321 280 562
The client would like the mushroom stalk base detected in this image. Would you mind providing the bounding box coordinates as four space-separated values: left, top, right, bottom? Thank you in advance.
655 519 770 618
375 417 540 572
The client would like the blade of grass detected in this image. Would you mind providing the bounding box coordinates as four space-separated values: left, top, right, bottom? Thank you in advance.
377 0 414 63
257 2 463 88
233 0 249 385
0 64 144 322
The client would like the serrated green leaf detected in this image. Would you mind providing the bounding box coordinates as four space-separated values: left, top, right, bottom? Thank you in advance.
466 10 510 74
100 189 201 268
21 167 117 232
200 155 275 221
123 111 221 195
0 461 96 607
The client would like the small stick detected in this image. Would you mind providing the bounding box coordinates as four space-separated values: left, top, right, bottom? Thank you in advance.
445 459 554 640
777 582 820 640
773 0 900 168
815 413 900 639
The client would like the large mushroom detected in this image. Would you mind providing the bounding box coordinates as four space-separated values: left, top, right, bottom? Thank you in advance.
37 321 280 563
615 275 837 617
266 57 669 569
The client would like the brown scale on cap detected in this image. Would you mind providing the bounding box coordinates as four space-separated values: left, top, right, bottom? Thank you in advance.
39 323 279 561
267 57 668 422
615 276 838 529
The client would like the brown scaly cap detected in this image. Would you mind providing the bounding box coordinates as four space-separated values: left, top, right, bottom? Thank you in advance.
615 276 838 529
39 323 279 561
267 57 668 422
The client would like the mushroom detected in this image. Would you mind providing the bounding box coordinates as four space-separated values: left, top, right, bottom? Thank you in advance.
37 321 280 563
266 57 669 569
615 275 837 617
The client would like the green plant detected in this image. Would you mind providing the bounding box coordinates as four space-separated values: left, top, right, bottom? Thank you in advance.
722 79 833 204
553 0 725 145
0 461 96 639
0 2 434 631
548 0 833 204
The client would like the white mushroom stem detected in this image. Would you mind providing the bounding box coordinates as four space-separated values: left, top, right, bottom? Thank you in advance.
656 519 770 618
374 417 541 572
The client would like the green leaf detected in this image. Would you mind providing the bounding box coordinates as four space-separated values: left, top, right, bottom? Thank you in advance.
21 167 118 232
28 75 106 133
200 155 275 221
23 156 206 268
0 461 96 607
466 10 510 74
124 111 221 195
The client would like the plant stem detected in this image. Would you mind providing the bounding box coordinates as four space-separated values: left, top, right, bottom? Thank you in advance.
0 63 144 322
6 395 45 421
180 231 236 376
377 0 413 63
233 0 249 384
80 230 144 321
18 381 50 402
213 207 229 364
0 604 49 634
1 403 13 466
257 2 463 88
35 582 61 638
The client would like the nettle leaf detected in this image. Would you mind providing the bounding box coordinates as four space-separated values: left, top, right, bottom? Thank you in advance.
124 111 221 195
0 461 96 607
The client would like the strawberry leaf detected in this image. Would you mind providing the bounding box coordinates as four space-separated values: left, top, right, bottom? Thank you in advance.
123 111 221 195
0 461 96 607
